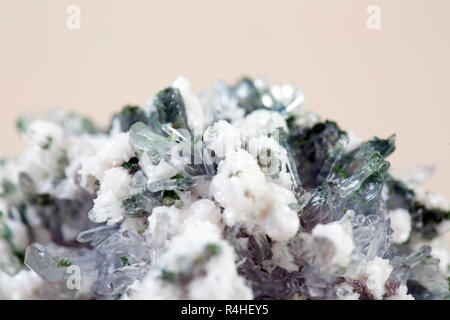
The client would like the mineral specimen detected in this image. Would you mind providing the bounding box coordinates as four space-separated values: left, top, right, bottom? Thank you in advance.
0 76 448 300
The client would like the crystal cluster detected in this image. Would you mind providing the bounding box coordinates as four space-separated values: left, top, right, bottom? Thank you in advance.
0 76 448 300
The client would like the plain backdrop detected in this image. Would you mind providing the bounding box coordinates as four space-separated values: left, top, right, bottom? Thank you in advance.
0 0 449 197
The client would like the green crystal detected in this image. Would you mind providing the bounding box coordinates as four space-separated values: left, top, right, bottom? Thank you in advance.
340 152 390 198
111 105 150 133
57 258 72 268
120 256 130 267
153 87 191 133
205 243 222 256
121 157 140 175
147 175 194 193
122 193 155 217
161 269 176 282
334 134 395 179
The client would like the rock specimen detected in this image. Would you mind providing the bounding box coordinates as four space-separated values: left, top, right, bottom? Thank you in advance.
0 76 448 300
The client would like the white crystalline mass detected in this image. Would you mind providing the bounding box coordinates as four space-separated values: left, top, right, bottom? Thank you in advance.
5 218 29 252
420 191 450 212
385 284 414 300
182 199 223 228
203 120 241 159
210 149 267 216
350 257 393 300
125 222 253 300
335 281 360 300
0 239 14 268
23 119 65 149
311 217 354 268
388 208 412 244
78 132 134 192
89 167 131 225
210 149 299 241
146 199 223 248
139 155 178 184
58 135 109 198
262 185 300 241
0 270 46 300
15 120 68 192
246 135 293 189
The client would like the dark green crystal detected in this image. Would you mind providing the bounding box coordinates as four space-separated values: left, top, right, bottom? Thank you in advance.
121 157 141 175
120 256 130 267
205 243 222 256
154 87 190 133
288 121 348 188
111 105 150 133
57 258 72 268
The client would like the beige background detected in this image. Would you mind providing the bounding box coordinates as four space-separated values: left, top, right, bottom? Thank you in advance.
0 0 449 197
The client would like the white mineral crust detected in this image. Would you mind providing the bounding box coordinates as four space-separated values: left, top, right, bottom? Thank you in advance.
311 217 354 268
210 149 299 241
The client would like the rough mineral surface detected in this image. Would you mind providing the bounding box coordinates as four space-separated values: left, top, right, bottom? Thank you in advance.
0 76 449 300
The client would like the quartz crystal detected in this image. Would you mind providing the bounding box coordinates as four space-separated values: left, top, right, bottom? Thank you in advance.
0 76 448 300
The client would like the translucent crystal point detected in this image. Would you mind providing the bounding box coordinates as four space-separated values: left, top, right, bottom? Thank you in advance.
350 213 391 259
147 176 194 193
129 122 172 165
340 152 389 198
76 225 117 246
24 243 66 284
406 245 432 267
121 192 160 217
336 134 395 178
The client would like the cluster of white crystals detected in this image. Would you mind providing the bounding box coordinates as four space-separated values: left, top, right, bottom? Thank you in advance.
0 76 448 300
210 149 299 241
